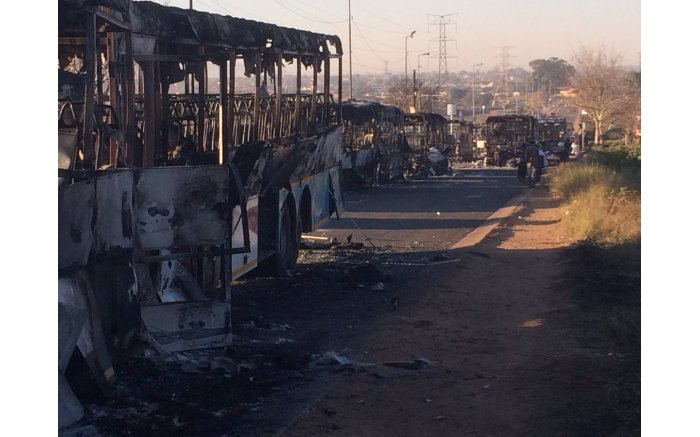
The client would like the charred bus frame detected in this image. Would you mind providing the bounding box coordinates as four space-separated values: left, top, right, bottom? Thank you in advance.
447 119 475 162
483 114 537 165
535 116 569 146
340 100 406 186
59 1 343 425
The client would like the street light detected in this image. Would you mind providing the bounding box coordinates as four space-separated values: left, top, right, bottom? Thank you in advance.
417 52 429 111
405 30 416 94
472 63 482 121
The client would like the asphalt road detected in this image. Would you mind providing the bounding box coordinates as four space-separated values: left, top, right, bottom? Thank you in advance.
316 166 526 251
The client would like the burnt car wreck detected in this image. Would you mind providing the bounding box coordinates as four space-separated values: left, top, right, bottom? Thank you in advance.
58 0 344 431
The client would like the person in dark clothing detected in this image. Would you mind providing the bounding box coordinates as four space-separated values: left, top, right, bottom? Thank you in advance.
524 140 539 187
535 147 546 183
516 142 527 183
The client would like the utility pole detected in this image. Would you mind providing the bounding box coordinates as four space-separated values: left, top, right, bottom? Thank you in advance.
412 69 417 111
348 0 353 99
472 62 482 121
405 30 416 100
417 52 429 111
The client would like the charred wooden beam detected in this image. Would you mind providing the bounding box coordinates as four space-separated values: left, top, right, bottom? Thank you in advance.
337 56 343 123
228 51 236 150
310 56 318 133
253 52 261 142
124 27 136 166
58 37 109 46
275 53 283 138
142 61 155 167
197 49 206 152
323 55 330 127
82 12 97 169
294 54 301 134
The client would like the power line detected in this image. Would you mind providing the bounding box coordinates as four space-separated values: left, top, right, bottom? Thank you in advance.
352 18 386 63
192 0 264 20
295 0 347 21
195 0 231 16
352 2 406 30
273 0 347 25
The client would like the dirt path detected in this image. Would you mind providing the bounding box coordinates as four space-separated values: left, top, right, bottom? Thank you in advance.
275 187 597 437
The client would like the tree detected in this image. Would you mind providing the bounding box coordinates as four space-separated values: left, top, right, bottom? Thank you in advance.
567 46 629 146
385 79 412 112
613 71 641 145
529 57 575 91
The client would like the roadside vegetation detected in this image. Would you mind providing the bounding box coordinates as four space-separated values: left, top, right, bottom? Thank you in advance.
549 145 641 244
549 145 641 435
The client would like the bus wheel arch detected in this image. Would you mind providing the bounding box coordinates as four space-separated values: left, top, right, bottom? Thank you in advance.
278 192 300 274
300 186 312 233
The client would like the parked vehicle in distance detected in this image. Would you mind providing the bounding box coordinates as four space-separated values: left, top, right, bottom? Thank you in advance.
403 112 451 176
484 115 537 166
447 119 476 162
340 100 407 187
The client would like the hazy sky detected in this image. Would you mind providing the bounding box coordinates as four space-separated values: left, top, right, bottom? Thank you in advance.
157 0 641 74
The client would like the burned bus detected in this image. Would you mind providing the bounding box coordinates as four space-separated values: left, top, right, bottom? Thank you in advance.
447 119 475 162
59 0 344 428
483 114 537 166
403 112 451 175
340 100 406 186
535 116 569 146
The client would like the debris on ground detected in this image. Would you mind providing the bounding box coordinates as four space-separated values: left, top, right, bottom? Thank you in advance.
382 358 434 370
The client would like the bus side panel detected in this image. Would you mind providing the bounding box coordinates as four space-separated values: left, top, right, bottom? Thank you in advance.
329 166 342 213
231 196 259 280
308 165 341 229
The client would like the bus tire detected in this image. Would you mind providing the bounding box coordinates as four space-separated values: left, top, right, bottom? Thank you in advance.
261 200 298 277
281 201 300 272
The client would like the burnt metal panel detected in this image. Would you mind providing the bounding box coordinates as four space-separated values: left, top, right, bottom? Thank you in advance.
130 1 340 61
140 301 232 353
230 126 341 198
60 0 129 12
131 34 157 57
293 126 343 179
131 1 198 42
94 171 134 254
134 166 229 251
59 180 96 271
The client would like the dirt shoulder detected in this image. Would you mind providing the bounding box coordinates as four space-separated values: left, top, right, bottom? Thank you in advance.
276 185 640 437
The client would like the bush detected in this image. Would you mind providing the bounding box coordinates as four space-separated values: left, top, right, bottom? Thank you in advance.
560 185 640 244
549 163 619 201
550 148 641 244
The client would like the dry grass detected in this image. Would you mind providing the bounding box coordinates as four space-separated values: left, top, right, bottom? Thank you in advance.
550 150 641 245
560 184 641 244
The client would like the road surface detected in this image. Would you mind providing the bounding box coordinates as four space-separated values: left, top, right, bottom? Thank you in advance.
317 166 525 251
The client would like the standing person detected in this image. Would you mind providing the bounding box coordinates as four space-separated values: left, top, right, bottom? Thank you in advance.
535 146 547 184
516 142 527 183
571 139 579 157
524 139 539 187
